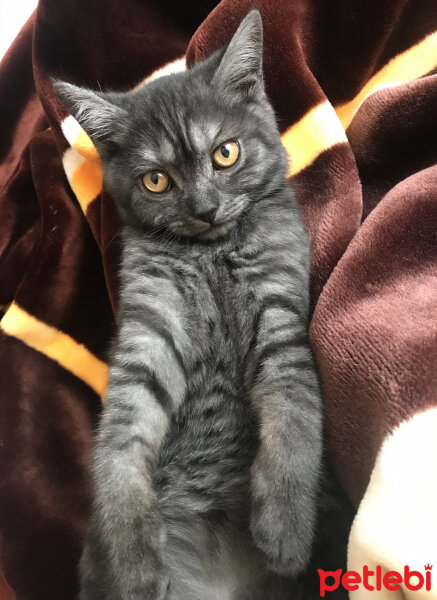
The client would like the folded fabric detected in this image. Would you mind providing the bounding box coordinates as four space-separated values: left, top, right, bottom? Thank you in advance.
1 0 437 598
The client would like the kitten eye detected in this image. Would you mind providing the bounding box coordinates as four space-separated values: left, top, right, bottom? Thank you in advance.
212 141 240 169
142 171 171 193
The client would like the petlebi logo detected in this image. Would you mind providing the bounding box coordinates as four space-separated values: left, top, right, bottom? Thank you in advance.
318 564 433 596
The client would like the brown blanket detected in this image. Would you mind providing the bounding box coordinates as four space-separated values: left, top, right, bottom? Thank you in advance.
1 1 437 598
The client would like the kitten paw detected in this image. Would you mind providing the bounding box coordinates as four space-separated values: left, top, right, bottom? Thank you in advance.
128 571 169 600
250 463 316 576
149 571 170 600
250 507 312 576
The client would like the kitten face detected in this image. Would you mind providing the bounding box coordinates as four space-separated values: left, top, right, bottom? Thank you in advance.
104 79 287 240
53 10 288 240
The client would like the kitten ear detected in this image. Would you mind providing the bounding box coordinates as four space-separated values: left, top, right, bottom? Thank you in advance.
52 80 127 150
213 10 264 100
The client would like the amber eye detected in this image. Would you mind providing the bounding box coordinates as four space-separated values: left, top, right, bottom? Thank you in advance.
142 171 170 193
212 141 240 168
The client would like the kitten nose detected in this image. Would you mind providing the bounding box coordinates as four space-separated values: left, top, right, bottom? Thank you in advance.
195 206 217 224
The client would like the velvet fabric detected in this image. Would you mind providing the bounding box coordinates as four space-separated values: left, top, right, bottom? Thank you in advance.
1 1 437 598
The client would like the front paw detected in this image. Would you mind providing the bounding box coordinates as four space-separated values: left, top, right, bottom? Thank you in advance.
80 535 170 600
125 538 170 600
141 570 170 600
250 460 316 576
80 508 170 600
117 564 169 600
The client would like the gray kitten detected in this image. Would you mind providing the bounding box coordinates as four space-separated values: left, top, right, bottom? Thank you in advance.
54 10 323 600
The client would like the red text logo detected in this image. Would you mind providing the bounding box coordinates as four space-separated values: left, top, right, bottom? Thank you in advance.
318 565 433 596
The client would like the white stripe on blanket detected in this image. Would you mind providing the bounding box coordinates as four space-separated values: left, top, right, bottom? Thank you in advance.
348 407 437 598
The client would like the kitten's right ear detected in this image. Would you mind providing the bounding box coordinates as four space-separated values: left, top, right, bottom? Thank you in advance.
52 80 127 150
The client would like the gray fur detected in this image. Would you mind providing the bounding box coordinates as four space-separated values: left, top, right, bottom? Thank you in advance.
54 10 323 600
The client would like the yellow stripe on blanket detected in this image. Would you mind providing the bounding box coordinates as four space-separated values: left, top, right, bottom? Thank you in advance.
62 147 103 213
61 116 103 213
281 101 347 177
0 302 109 398
336 30 437 129
61 115 100 163
73 129 101 163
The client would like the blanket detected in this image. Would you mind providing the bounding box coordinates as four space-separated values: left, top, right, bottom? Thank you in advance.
1 0 437 598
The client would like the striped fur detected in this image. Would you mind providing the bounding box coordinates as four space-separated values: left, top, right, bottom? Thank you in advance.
55 11 322 600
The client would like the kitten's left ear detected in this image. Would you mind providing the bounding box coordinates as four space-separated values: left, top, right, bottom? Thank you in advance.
213 10 264 101
52 80 128 152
